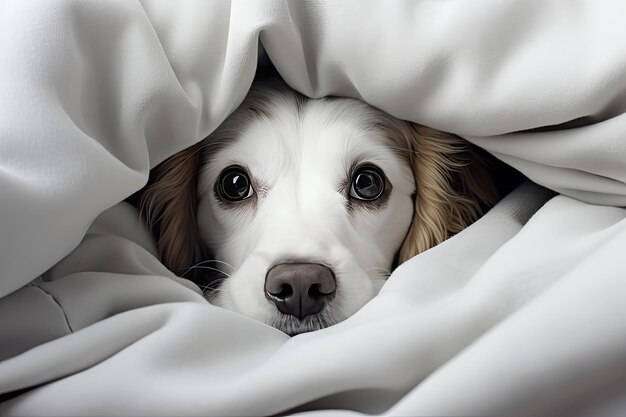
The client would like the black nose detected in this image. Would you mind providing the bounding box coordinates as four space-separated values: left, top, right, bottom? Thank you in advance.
265 263 336 319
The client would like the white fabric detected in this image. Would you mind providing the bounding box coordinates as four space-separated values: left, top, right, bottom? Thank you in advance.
1 1 626 415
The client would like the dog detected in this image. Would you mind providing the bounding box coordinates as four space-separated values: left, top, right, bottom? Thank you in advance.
141 78 497 335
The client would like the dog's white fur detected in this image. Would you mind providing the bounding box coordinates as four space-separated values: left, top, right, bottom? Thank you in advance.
197 89 415 334
142 79 496 335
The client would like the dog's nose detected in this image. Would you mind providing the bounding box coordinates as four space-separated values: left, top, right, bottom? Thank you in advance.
265 263 336 319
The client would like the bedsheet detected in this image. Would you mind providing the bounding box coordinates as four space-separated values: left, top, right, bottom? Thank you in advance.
2 1 626 415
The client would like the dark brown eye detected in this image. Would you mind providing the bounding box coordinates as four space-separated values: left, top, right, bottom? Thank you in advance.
218 166 253 202
350 165 385 201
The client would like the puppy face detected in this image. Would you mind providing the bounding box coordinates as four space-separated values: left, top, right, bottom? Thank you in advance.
142 80 496 335
196 93 415 334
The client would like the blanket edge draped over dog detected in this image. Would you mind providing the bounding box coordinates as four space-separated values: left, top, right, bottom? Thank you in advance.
2 1 626 415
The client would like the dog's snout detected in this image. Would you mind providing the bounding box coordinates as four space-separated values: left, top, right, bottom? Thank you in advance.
265 263 336 320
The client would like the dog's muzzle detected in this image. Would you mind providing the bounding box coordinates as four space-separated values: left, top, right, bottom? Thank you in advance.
264 263 336 320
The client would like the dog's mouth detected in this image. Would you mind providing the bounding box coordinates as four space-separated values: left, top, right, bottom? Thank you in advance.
269 311 337 336
204 285 337 336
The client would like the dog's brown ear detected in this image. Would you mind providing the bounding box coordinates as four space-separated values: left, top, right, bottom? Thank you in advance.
140 143 206 274
398 124 498 263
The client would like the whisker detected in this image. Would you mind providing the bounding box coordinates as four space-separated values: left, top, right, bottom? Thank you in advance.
202 277 228 288
184 265 231 277
197 276 228 297
174 259 233 272
177 259 235 278
202 278 253 304
203 259 235 271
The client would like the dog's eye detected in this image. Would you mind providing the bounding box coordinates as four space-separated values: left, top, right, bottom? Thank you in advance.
350 165 385 201
218 166 253 202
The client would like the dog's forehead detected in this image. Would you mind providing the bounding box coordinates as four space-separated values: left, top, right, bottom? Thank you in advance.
204 102 405 186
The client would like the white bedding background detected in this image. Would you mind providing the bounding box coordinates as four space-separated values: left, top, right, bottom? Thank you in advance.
1 1 626 415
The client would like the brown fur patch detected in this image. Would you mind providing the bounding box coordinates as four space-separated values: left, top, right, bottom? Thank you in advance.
397 124 498 262
140 142 206 274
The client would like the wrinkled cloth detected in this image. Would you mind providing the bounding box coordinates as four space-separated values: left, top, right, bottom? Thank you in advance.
2 1 626 415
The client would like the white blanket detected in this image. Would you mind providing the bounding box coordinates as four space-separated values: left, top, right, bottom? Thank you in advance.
2 1 626 415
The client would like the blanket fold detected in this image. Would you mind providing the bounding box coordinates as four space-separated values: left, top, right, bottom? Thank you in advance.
2 1 626 415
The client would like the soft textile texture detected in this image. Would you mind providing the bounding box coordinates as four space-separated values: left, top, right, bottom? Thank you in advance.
1 0 626 415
